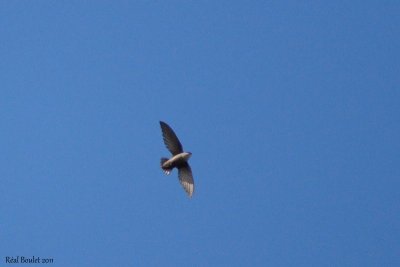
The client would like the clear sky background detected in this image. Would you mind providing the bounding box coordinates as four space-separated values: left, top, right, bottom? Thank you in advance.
0 1 399 266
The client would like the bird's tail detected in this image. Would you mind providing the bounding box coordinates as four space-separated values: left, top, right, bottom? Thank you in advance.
160 158 172 175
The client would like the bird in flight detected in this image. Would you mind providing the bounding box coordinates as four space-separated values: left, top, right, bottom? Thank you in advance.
159 121 194 198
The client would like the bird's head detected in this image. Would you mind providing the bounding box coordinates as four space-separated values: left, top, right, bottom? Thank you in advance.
182 152 192 161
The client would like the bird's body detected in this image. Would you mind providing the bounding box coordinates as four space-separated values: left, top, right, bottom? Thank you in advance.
159 121 194 197
161 152 192 174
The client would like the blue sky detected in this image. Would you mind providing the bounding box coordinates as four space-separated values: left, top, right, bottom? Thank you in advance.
0 1 399 266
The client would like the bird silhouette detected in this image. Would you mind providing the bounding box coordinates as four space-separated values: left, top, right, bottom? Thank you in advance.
159 121 194 197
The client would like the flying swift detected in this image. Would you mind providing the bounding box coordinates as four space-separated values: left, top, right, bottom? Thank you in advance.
159 121 194 197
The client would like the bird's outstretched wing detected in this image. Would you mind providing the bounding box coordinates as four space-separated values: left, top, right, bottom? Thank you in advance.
160 121 183 155
178 162 194 198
